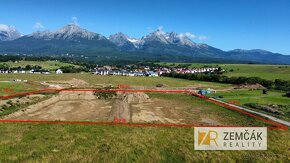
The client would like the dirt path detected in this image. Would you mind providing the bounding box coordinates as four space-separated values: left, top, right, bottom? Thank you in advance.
108 99 130 122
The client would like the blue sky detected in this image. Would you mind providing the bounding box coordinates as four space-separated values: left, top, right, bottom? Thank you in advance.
1 0 290 55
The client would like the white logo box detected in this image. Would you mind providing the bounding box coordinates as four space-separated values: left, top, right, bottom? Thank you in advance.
194 127 267 150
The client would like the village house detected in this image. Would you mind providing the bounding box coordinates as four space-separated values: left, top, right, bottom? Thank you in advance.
12 69 26 74
56 69 63 74
91 65 221 77
0 69 10 74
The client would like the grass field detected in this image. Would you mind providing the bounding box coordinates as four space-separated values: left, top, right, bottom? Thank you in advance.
218 64 290 81
0 82 42 96
160 62 290 81
0 123 288 162
207 90 290 121
0 73 232 89
0 60 78 70
208 90 290 105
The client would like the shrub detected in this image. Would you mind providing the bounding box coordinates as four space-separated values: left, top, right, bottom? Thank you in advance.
94 86 117 99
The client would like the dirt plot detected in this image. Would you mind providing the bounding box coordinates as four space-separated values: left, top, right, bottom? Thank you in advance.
3 91 221 125
4 92 113 121
130 98 220 125
6 100 113 121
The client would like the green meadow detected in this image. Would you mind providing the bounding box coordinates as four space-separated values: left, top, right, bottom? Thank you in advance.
0 82 41 96
218 64 290 81
0 123 288 162
160 62 290 81
208 90 290 105
207 90 290 121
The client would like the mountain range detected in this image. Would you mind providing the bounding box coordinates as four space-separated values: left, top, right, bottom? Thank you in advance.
0 23 290 64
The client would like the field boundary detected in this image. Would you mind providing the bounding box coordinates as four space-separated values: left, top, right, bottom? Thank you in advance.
0 88 288 130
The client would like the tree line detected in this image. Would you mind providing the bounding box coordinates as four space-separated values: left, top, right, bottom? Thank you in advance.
59 66 88 73
0 64 44 71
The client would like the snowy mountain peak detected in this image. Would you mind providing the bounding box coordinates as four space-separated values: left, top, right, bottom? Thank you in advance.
28 30 53 39
167 32 197 47
56 24 83 34
140 29 198 47
109 32 129 46
154 28 167 36
24 24 107 41
109 32 129 40
142 29 169 44
0 24 21 41
53 24 105 40
109 32 140 49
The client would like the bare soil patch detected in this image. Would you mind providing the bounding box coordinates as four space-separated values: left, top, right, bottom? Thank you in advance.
42 78 89 89
130 98 204 124
236 83 265 90
7 100 112 121
4 92 113 121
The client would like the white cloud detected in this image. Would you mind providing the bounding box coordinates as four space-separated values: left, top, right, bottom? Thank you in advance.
184 32 196 39
0 24 10 31
146 26 207 41
180 32 207 41
71 16 78 25
198 35 207 40
0 24 16 31
34 22 45 30
158 26 163 31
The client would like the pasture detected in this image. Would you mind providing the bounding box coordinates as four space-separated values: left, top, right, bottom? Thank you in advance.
0 82 42 96
160 62 290 80
0 123 288 162
207 90 290 121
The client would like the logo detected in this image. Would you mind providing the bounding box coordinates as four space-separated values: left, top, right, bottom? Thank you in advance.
194 127 267 150
198 130 218 146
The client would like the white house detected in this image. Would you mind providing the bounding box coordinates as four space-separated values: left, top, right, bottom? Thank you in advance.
12 70 26 74
147 71 159 77
56 69 63 74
